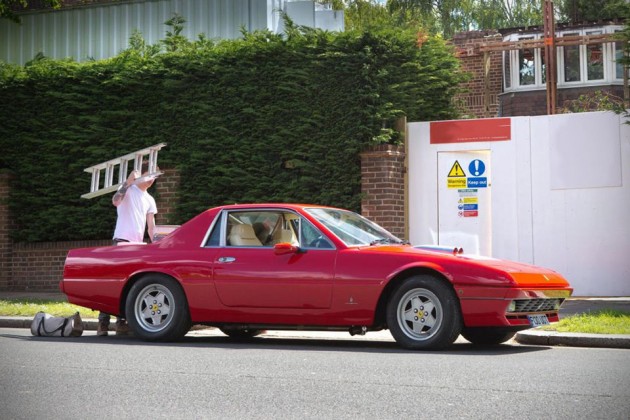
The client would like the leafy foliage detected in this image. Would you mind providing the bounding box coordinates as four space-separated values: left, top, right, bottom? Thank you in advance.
556 0 630 24
323 0 630 37
0 19 464 242
472 0 543 30
0 0 61 23
559 90 626 114
322 1 543 37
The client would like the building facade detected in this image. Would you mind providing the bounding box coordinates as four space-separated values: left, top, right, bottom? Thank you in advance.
453 21 626 117
0 0 344 65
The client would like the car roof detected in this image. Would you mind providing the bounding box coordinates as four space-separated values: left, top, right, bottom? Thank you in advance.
208 203 341 212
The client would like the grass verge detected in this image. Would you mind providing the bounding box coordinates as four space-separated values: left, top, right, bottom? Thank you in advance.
0 298 99 318
540 310 630 335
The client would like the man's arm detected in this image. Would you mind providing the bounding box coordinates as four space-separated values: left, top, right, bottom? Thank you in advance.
112 170 140 207
146 213 156 243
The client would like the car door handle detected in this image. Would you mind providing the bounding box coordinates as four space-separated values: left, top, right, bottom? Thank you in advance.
217 257 236 263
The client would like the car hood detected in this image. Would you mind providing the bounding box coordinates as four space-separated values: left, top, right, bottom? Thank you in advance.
357 244 570 289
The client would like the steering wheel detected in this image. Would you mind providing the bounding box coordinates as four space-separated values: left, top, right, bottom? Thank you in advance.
308 236 328 248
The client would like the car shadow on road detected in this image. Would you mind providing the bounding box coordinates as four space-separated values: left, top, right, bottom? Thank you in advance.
2 332 552 355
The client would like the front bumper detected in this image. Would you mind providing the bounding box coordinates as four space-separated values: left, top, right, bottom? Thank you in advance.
459 287 572 328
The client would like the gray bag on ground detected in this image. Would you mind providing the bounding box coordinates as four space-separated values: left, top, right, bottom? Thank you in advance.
30 311 84 337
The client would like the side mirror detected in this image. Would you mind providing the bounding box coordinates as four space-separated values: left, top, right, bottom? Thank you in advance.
273 242 301 255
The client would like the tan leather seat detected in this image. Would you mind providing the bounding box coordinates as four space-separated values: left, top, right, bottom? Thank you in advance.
228 224 262 246
272 228 298 246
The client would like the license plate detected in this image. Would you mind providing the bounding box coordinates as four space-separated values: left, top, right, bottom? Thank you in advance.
527 314 550 327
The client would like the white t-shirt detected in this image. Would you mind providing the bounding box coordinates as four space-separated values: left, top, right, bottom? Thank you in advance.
113 185 157 242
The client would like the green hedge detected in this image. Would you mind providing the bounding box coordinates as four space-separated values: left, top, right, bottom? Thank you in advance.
0 24 463 242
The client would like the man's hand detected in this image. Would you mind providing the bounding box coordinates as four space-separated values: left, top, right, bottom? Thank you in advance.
126 170 140 184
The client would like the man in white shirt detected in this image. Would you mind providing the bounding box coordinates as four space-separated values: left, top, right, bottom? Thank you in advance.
112 170 158 244
97 169 158 336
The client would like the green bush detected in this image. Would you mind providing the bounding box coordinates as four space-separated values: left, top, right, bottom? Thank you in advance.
0 22 463 242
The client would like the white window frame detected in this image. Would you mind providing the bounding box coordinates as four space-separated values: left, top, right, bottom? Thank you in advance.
558 31 582 85
503 25 623 92
504 34 546 90
612 29 626 82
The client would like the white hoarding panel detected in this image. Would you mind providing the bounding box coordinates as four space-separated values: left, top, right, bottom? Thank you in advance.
549 112 622 190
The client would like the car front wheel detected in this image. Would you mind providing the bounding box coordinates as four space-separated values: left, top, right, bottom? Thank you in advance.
126 275 191 341
386 275 462 350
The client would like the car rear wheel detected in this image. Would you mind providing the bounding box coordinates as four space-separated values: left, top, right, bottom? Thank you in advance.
219 327 265 339
126 275 191 341
461 328 516 346
386 275 462 350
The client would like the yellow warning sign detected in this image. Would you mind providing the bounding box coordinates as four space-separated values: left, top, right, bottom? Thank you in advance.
447 178 467 189
447 160 466 177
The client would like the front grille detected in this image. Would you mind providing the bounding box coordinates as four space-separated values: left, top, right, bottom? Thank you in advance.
510 298 564 313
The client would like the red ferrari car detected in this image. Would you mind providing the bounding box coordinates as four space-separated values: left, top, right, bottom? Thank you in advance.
61 204 572 350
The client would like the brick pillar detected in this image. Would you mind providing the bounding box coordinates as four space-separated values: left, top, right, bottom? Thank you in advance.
154 168 180 225
0 172 12 290
360 144 406 239
452 30 503 118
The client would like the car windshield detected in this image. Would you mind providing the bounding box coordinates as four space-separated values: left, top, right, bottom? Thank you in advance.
305 208 405 247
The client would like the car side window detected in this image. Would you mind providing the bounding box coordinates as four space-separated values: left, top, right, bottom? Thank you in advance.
204 214 224 247
291 218 334 249
225 211 290 247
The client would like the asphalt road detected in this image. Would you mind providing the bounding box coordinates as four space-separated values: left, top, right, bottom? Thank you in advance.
1 328 629 420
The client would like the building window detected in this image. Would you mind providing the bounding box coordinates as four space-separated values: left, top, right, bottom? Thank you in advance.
503 35 546 90
503 25 623 92
614 30 625 80
519 43 536 85
562 32 581 82
586 30 604 81
503 50 511 89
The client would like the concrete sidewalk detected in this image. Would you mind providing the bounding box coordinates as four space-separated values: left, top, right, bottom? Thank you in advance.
1 292 629 349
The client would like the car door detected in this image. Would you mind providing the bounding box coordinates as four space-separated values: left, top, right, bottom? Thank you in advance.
212 209 336 309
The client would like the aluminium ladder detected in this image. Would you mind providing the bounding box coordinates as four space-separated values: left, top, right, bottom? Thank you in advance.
81 143 166 199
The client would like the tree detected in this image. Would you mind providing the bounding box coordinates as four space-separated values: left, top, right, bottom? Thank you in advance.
327 0 399 32
472 0 543 30
0 0 61 23
320 0 543 37
321 0 629 37
556 0 629 24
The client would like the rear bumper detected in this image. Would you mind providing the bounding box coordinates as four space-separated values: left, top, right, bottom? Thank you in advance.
459 287 572 328
58 278 124 316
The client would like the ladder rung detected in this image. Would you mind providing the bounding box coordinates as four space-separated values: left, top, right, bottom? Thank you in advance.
82 143 167 199
83 143 167 173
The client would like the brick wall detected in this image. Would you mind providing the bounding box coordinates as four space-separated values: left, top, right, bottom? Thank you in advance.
500 85 626 116
452 30 504 118
10 240 110 291
360 144 406 239
0 173 11 290
154 168 180 225
0 169 180 291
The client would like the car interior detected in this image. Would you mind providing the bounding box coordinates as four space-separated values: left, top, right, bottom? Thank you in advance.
227 211 299 247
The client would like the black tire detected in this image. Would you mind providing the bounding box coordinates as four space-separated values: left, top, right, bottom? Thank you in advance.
386 275 462 350
461 328 516 346
125 274 191 341
219 327 265 339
